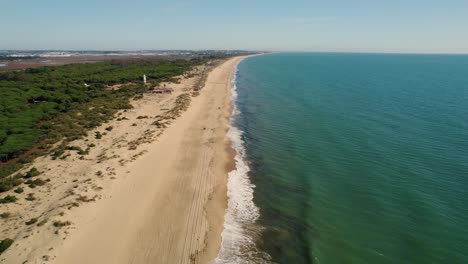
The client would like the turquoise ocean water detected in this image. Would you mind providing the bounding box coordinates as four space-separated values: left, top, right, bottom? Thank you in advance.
215 53 468 264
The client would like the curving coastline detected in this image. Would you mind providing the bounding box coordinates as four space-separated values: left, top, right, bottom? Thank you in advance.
213 56 272 264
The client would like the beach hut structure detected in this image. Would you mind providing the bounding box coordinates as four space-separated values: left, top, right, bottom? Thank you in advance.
150 87 174 94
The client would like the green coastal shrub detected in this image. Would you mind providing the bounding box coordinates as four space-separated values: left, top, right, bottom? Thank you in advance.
25 178 46 188
51 148 65 160
0 239 14 255
53 220 71 227
24 167 40 179
25 218 38 225
0 163 23 182
65 146 81 151
25 193 35 201
0 195 17 204
0 174 23 193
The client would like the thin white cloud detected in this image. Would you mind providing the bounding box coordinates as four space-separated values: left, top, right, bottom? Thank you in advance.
283 16 337 24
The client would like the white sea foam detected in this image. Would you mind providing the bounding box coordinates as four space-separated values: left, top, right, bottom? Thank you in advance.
212 59 272 264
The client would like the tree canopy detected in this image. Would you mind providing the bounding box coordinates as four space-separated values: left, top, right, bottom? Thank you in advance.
0 58 200 178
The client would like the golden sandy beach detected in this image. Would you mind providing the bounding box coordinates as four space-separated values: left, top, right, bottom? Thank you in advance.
0 56 245 263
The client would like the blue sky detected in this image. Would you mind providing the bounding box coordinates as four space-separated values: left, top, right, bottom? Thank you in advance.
1 0 468 53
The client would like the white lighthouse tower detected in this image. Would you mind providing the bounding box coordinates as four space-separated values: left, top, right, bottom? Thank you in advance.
143 74 147 84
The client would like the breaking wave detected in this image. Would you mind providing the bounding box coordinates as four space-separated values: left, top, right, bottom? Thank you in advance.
212 59 272 264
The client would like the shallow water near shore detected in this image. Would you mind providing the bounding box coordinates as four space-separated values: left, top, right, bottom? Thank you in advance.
227 53 468 263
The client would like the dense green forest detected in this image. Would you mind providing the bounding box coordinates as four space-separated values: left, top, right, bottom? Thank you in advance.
0 59 201 183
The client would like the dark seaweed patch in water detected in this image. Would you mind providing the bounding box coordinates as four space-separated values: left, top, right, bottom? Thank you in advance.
257 211 314 264
246 150 315 263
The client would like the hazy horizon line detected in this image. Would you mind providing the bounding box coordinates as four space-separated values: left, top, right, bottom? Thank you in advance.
1 49 468 56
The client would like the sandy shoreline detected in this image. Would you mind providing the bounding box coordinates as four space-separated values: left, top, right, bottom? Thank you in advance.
0 56 246 263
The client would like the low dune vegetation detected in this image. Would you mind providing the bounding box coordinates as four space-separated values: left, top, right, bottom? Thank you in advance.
0 238 14 255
